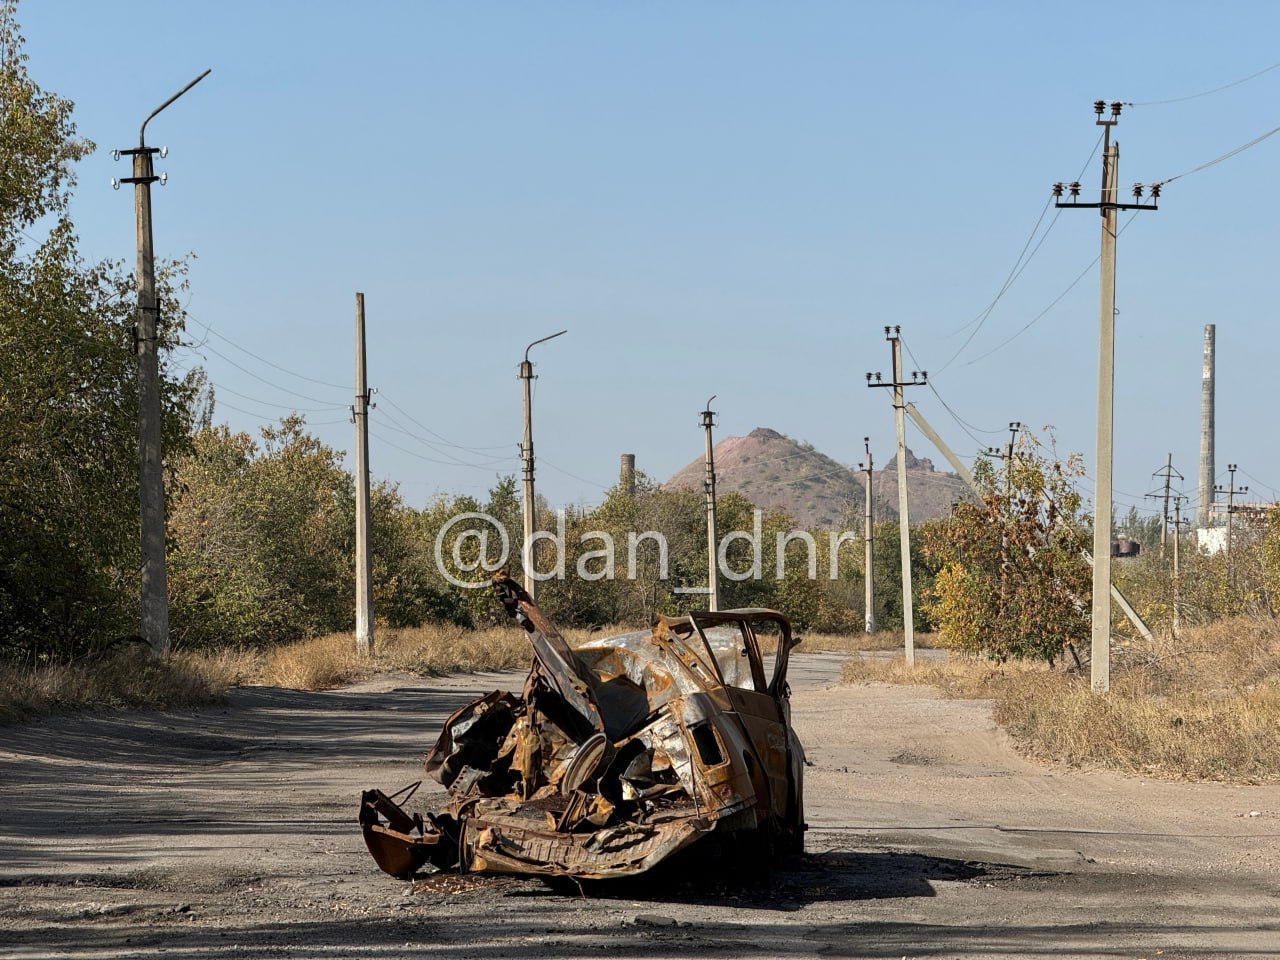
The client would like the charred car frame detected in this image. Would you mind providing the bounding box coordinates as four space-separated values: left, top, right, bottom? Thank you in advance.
359 572 806 880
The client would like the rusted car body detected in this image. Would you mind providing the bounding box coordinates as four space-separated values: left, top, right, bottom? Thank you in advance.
359 572 806 880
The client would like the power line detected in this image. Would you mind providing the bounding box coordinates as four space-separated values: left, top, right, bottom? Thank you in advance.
190 317 349 390
1152 122 1280 188
374 411 519 470
1128 58 1280 107
179 340 347 406
935 132 1103 373
368 427 518 472
206 398 348 427
208 380 348 413
962 212 1141 367
377 391 513 453
1238 468 1280 500
539 458 612 491
900 334 1003 449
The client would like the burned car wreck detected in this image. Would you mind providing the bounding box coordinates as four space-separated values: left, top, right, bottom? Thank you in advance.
359 572 806 880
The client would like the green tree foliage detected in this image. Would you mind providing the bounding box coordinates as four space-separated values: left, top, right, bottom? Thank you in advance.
920 432 1091 665
168 417 468 647
0 2 195 657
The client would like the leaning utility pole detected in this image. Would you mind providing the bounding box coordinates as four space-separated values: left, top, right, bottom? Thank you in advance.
353 293 374 657
1146 454 1182 557
867 326 927 666
1053 100 1159 693
701 397 720 612
519 330 567 601
1216 463 1248 566
858 438 874 634
114 68 211 657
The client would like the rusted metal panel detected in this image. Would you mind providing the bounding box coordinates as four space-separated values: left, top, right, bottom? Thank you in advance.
358 571 806 881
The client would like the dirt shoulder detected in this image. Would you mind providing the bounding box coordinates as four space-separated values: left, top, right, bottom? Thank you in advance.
0 654 1276 959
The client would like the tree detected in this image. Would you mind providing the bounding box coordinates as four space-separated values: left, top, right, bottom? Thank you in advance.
0 1 195 657
920 431 1091 665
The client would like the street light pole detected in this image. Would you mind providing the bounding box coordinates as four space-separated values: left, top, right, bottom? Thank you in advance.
114 68 211 657
519 330 567 601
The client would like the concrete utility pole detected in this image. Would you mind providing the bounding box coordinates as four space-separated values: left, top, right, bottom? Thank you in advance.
701 397 720 612
986 421 1023 610
1145 454 1183 557
519 330 566 601
1171 496 1187 638
113 68 211 658
1197 324 1216 528
1215 463 1248 567
353 293 374 657
986 421 1023 495
867 327 927 666
1053 100 1159 693
858 438 874 634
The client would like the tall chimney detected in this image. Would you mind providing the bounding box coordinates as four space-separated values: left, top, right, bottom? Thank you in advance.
619 453 636 497
1197 324 1215 528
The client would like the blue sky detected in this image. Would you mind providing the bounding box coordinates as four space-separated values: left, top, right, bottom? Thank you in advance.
19 1 1280 519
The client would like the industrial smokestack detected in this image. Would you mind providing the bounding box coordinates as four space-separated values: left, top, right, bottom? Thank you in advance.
1197 324 1216 528
619 453 636 497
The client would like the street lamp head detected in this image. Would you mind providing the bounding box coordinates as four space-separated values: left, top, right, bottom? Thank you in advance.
524 328 568 363
138 68 211 147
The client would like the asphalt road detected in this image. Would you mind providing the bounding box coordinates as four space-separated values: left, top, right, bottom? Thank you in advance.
0 652 1276 959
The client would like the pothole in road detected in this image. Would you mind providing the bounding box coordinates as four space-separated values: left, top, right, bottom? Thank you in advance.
889 750 940 766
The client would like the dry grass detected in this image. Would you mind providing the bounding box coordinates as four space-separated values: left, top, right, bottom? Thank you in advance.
839 616 1280 782
248 623 552 691
800 629 940 654
993 670 1280 782
839 650 1039 698
253 623 942 692
0 644 238 725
